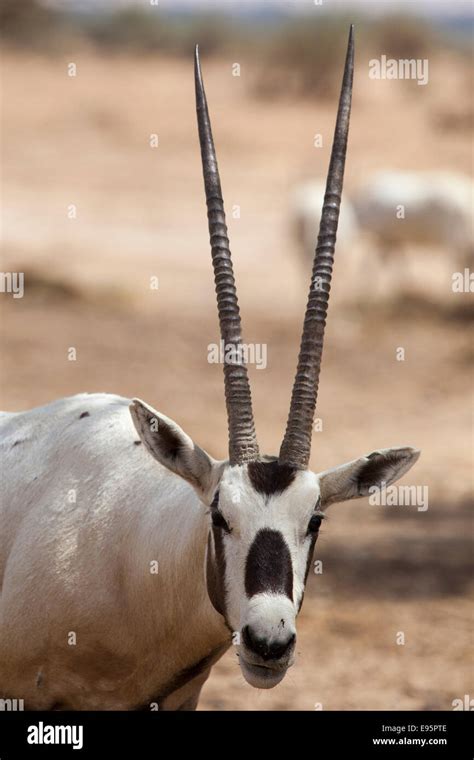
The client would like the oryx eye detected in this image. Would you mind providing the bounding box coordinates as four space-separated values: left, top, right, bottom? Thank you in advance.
307 514 323 534
211 510 231 533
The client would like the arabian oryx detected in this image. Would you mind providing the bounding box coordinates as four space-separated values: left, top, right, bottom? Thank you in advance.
353 170 474 264
0 29 420 711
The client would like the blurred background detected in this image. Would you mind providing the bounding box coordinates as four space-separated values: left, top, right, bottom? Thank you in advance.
0 0 472 710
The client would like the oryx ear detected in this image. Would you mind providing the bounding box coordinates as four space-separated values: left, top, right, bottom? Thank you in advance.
318 447 420 507
130 399 224 501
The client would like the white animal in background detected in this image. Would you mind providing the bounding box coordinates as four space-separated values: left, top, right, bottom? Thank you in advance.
353 170 474 263
0 31 420 711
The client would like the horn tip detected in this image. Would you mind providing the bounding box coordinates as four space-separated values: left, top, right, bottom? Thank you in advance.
348 24 354 48
346 24 355 70
194 44 203 91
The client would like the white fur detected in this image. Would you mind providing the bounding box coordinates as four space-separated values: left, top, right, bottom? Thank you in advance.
0 394 228 709
354 171 473 259
0 393 420 708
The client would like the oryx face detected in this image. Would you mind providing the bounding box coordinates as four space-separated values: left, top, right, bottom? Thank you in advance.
204 449 418 687
206 461 320 688
131 399 419 689
130 27 420 691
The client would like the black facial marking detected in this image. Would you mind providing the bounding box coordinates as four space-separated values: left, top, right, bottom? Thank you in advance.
211 510 231 533
206 529 229 621
206 490 231 626
298 532 318 613
79 411 90 419
245 528 293 600
210 489 231 533
248 460 297 496
133 440 142 446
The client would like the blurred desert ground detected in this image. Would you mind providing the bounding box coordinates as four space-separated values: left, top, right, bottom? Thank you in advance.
0 1 472 710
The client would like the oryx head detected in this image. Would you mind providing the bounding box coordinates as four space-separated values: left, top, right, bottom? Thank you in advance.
130 28 420 690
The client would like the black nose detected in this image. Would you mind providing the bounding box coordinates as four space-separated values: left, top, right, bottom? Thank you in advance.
242 625 296 661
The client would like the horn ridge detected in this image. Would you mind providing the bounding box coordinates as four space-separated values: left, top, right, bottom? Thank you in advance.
279 26 355 469
194 45 259 465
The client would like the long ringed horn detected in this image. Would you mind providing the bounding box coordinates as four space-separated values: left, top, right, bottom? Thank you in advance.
194 45 259 466
279 26 355 469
